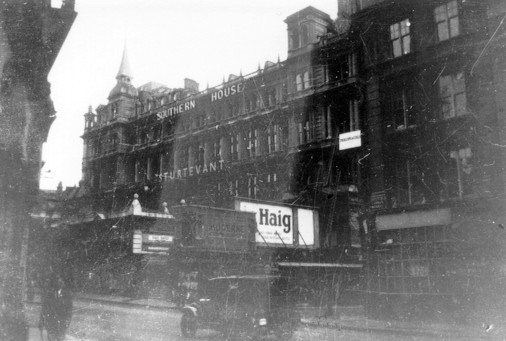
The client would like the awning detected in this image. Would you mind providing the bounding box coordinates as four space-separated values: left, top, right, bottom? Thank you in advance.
276 262 362 268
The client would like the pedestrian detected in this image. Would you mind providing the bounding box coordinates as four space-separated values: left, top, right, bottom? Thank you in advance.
39 273 73 341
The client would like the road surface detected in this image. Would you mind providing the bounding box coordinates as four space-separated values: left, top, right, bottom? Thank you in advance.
24 300 478 340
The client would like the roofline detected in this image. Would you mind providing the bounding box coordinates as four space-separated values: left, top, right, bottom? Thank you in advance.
284 6 332 23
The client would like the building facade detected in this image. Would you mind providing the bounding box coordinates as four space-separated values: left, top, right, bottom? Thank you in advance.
340 0 506 322
67 6 365 306
66 0 506 321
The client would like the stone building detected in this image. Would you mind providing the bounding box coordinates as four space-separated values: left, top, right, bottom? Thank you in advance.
68 6 364 305
338 0 506 322
65 0 506 322
0 0 76 338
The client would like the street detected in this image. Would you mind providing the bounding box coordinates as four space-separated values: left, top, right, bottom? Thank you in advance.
24 300 481 341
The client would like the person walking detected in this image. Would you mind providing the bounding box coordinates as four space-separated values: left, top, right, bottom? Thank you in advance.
39 273 73 341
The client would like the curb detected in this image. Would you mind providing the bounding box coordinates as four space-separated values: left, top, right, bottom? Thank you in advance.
77 296 180 312
300 319 485 340
26 296 181 313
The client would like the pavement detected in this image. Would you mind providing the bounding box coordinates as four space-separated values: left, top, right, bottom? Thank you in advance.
26 292 498 340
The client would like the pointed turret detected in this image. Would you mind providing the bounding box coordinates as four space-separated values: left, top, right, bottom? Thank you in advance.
116 45 133 83
84 105 96 130
109 45 138 101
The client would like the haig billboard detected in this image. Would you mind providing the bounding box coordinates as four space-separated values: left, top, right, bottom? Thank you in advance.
235 198 319 248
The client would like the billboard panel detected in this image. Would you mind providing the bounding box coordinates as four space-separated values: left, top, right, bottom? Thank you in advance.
171 205 256 252
235 199 318 248
238 201 293 245
297 208 315 246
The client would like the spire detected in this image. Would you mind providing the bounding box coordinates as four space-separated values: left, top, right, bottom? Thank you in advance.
116 44 133 82
109 44 138 100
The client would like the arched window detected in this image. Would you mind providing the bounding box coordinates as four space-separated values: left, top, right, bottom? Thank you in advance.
296 74 303 91
303 71 310 89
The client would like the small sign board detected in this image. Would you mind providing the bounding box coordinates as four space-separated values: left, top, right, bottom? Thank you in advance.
339 130 362 150
133 230 173 254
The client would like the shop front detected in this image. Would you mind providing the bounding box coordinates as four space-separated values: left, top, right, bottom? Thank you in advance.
66 205 179 298
365 200 506 322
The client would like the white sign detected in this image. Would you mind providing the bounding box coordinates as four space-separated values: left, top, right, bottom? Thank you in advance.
297 208 315 246
238 202 294 245
133 230 173 254
147 234 174 242
339 130 362 150
236 200 317 247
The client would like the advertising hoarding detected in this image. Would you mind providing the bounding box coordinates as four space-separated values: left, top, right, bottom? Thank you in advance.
235 199 318 248
171 205 256 253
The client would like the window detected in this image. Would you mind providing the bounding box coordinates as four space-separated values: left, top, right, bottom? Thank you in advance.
289 29 300 50
134 159 146 183
146 157 153 180
248 176 258 198
441 147 474 199
301 24 310 46
180 147 189 169
350 0 362 14
439 72 466 119
213 138 221 160
349 99 360 131
296 74 303 91
267 88 276 107
322 106 333 139
298 122 304 145
349 53 358 77
387 84 416 129
330 54 357 82
305 120 311 142
391 160 426 207
435 1 459 41
230 179 239 197
111 103 118 117
248 129 258 157
390 19 411 58
230 134 239 160
197 142 205 165
303 71 310 89
267 125 279 153
247 95 257 112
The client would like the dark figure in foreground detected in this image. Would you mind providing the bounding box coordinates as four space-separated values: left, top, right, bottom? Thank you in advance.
39 274 73 341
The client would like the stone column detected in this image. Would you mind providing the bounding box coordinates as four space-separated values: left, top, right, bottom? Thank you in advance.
0 2 76 339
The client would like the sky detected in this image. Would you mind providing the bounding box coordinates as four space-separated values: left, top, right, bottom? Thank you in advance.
40 0 338 190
